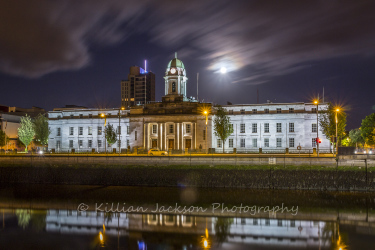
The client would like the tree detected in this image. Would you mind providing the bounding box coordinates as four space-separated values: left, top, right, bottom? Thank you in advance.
213 106 234 153
319 103 347 146
349 128 364 148
0 130 9 149
18 115 35 152
360 113 375 147
33 113 50 147
105 123 117 147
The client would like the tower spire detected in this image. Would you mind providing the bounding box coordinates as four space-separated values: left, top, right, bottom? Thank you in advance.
175 52 177 58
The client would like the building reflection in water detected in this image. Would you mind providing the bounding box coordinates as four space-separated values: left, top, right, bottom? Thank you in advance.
42 209 333 249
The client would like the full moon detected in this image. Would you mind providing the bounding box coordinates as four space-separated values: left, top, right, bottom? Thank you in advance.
220 67 227 74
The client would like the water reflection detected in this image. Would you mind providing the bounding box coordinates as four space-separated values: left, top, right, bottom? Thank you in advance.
1 208 353 249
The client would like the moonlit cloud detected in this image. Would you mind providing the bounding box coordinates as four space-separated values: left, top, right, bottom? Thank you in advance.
1 0 375 82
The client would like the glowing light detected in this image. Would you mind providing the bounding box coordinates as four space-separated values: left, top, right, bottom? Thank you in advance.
220 67 227 74
38 150 43 155
101 113 105 117
204 111 207 114
314 100 318 104
99 232 103 242
204 239 208 248
336 108 340 112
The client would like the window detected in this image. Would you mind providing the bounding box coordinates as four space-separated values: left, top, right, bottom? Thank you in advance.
229 110 233 115
186 124 191 133
79 140 83 148
276 123 282 133
172 82 176 92
89 114 92 118
312 138 317 147
98 140 102 147
169 124 174 134
229 139 233 148
88 127 92 135
264 138 269 147
88 140 92 148
126 139 129 148
240 109 245 114
311 108 317 113
277 108 281 113
70 114 74 119
79 127 83 135
289 108 294 113
289 123 294 132
252 138 257 148
265 219 270 226
203 130 206 140
264 123 269 133
217 139 222 148
252 123 257 133
127 126 130 134
277 138 282 147
69 140 73 148
69 127 74 135
117 126 121 135
98 126 102 135
278 220 282 227
152 125 157 134
135 131 137 140
240 138 245 148
289 138 295 148
240 123 245 133
79 114 83 118
252 109 257 114
57 128 61 136
290 220 295 227
265 109 269 114
312 123 317 133
56 141 61 149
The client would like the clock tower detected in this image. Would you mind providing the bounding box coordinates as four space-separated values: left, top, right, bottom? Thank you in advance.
163 52 188 102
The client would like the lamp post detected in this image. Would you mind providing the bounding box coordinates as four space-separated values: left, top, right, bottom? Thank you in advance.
118 107 125 156
335 108 340 156
314 100 319 157
101 113 107 154
204 110 208 154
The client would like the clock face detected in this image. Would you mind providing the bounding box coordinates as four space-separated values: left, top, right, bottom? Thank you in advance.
170 68 176 74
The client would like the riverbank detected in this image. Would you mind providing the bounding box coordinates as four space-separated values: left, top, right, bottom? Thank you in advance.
0 163 374 191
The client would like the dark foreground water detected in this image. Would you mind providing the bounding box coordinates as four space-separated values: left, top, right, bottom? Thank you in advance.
0 184 375 249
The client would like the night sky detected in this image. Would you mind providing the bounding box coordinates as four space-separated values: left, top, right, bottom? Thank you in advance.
1 1 375 129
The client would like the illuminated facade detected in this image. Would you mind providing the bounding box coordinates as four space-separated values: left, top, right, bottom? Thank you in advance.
48 55 331 153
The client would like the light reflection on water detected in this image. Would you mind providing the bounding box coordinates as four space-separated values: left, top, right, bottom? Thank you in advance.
0 208 354 249
0 185 374 249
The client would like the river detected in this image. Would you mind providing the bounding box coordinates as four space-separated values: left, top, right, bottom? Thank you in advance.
0 184 374 249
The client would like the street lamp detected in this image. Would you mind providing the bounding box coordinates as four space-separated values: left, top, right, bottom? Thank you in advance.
335 108 340 156
101 113 107 154
314 100 319 157
203 110 208 154
118 107 125 156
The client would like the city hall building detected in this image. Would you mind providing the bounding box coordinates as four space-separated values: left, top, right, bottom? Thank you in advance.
47 56 330 153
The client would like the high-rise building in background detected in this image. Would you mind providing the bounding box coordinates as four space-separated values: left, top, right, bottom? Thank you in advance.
121 66 155 109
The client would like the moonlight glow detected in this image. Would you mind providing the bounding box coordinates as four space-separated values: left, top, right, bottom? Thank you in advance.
220 67 227 74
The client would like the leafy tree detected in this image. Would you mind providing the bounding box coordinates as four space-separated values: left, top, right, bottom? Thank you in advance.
349 129 364 148
0 130 9 149
18 115 35 152
319 103 347 146
33 113 50 147
105 123 117 147
213 106 234 153
360 113 375 147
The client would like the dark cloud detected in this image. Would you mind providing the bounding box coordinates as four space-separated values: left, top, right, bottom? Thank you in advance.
1 0 375 80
